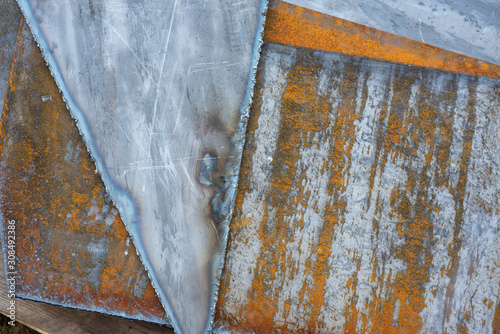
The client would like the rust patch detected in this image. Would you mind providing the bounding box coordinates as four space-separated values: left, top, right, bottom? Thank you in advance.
494 303 500 334
265 0 500 79
0 19 167 323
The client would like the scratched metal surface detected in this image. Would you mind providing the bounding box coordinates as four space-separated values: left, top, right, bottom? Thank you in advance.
215 40 500 333
0 19 169 325
15 0 266 332
285 0 500 66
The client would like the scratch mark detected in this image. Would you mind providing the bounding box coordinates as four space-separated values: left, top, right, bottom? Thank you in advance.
111 118 132 143
190 61 245 74
419 19 426 44
152 0 178 130
101 18 156 83
211 220 221 245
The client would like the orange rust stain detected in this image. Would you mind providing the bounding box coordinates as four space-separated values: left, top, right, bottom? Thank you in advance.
0 21 167 322
214 1 498 330
265 0 500 79
494 302 500 334
216 48 367 333
307 61 360 332
218 53 343 332
344 259 362 334
362 76 472 334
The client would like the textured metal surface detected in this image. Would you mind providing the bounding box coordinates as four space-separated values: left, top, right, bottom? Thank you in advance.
285 0 500 65
16 0 266 332
0 0 22 100
215 41 500 333
265 0 500 79
0 19 168 325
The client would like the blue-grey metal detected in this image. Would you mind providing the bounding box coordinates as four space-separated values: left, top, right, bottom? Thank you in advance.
16 0 267 332
0 0 22 101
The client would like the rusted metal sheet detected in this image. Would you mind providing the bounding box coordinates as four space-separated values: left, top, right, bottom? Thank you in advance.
265 0 500 79
16 0 267 331
0 19 168 325
215 41 500 334
285 0 500 66
4 0 499 332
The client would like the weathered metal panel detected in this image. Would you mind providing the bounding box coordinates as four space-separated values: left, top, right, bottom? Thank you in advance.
285 0 500 65
16 0 267 332
0 19 168 324
215 41 500 333
265 1 500 79
6 0 500 332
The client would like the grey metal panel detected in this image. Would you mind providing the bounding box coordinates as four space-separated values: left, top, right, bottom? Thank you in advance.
285 0 500 65
16 0 266 332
